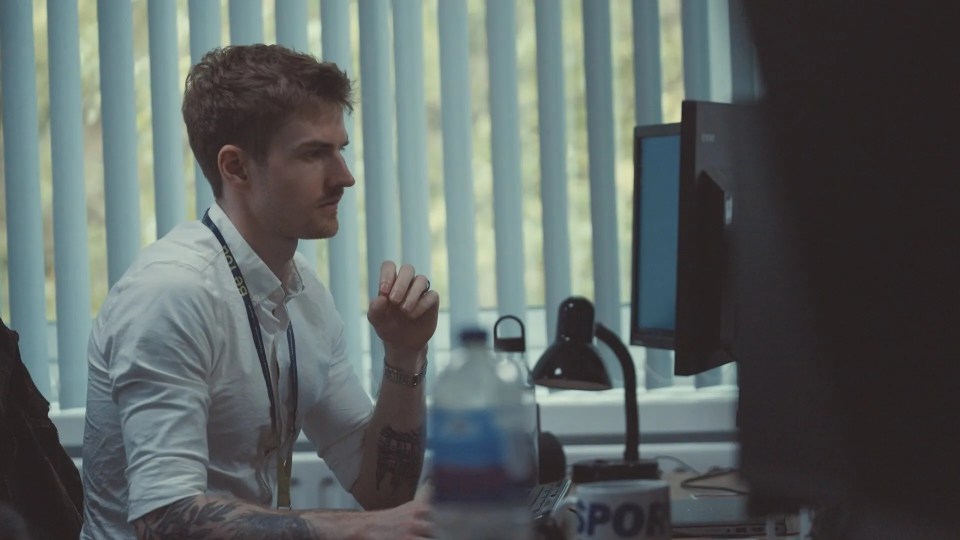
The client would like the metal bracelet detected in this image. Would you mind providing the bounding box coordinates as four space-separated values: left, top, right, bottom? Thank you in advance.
383 359 428 387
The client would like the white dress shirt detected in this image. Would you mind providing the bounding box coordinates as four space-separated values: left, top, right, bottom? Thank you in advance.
80 204 374 540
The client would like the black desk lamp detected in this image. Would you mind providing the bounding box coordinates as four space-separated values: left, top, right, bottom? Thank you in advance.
531 296 660 482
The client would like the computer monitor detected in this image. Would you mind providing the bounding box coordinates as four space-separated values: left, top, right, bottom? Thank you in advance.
673 100 767 377
629 123 681 350
630 103 774 378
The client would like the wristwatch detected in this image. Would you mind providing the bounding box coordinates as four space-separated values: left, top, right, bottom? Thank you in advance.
383 360 428 387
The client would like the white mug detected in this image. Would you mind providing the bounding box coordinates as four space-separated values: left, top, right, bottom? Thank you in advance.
551 479 671 540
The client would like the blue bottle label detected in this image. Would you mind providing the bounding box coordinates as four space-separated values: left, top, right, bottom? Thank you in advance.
430 407 531 504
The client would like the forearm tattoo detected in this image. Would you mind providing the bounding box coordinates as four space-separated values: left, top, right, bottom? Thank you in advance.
135 496 316 540
375 424 425 492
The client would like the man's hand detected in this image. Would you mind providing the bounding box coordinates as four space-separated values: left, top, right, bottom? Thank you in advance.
350 498 432 540
367 261 439 366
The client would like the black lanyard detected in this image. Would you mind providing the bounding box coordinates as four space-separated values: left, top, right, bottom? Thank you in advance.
202 210 298 508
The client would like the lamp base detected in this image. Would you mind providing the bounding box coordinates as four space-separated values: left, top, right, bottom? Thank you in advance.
571 458 661 483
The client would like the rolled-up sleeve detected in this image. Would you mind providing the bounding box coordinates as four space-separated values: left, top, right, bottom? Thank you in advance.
299 303 374 493
104 264 219 522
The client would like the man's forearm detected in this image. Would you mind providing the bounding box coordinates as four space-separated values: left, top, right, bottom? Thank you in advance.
135 493 365 540
351 350 428 509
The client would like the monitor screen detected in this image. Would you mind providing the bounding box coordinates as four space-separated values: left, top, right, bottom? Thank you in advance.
629 123 681 350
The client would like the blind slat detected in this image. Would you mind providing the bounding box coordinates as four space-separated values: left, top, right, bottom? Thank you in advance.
229 0 264 45
49 0 92 407
276 0 309 52
680 0 709 101
321 0 366 383
681 0 732 103
1 1 50 397
393 0 432 275
534 0 572 342
439 0 481 344
359 0 400 391
632 0 673 389
148 0 187 237
582 0 623 384
98 0 142 286
728 0 759 103
486 0 527 320
188 0 221 217
393 0 436 380
633 0 664 126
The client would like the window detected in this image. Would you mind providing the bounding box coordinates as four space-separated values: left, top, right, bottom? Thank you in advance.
1 0 745 452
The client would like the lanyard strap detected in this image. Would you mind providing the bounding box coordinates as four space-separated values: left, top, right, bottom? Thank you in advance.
202 210 298 509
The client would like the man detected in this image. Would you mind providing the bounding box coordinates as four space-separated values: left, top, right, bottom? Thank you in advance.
81 44 437 539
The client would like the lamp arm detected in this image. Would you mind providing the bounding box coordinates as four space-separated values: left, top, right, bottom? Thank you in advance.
594 322 640 462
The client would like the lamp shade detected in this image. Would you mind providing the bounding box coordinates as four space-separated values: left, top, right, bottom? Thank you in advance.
531 297 612 390
532 341 611 390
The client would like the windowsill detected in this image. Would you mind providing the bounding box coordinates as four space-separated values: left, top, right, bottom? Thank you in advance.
538 385 738 444
50 385 738 452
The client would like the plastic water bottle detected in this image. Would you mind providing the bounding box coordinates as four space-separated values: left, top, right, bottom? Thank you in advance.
430 327 534 540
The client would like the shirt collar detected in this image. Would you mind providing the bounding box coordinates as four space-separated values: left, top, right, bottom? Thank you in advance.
206 203 305 305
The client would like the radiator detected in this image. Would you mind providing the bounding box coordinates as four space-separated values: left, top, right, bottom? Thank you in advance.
289 453 361 511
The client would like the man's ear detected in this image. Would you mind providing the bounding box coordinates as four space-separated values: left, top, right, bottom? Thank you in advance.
218 145 251 192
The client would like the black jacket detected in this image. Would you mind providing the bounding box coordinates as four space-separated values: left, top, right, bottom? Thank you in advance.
0 316 83 539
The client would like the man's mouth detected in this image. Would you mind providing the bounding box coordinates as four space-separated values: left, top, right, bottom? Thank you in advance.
320 195 342 207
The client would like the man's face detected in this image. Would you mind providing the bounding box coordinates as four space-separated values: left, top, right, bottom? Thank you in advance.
246 104 354 241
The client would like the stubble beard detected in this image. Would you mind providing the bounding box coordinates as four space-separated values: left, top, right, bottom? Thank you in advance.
305 214 339 240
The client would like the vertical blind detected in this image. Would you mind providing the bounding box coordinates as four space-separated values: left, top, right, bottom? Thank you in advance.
48 0 92 408
0 0 755 407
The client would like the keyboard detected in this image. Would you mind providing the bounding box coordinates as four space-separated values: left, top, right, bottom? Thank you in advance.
527 477 572 522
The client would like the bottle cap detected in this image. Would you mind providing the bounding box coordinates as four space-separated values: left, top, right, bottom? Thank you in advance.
458 327 488 346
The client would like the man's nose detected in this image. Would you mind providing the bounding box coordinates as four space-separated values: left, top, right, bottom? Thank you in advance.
333 156 356 188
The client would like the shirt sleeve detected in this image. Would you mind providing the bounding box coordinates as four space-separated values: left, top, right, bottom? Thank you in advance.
103 263 219 522
299 289 374 493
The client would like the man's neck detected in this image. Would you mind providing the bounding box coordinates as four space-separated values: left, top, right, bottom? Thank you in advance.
215 201 296 284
